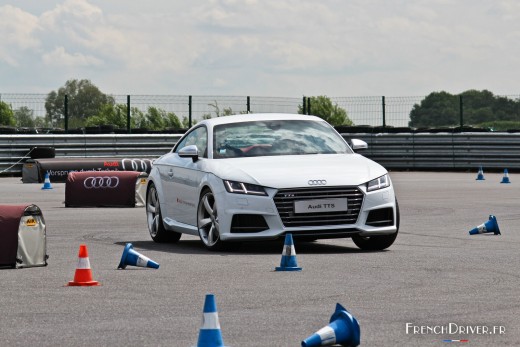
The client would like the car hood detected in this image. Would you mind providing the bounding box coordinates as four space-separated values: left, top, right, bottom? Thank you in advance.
206 154 387 189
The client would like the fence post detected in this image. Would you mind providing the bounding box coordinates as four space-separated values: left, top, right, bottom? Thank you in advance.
302 96 307 115
189 95 192 128
459 95 464 128
127 95 131 134
382 96 386 128
247 96 250 113
64 94 68 132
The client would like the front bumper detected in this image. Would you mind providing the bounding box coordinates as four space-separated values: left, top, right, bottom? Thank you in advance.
216 184 397 241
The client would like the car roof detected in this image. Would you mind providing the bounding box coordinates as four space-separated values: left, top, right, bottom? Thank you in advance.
198 113 325 127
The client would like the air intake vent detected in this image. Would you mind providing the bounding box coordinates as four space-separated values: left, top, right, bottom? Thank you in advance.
230 214 269 233
366 207 394 227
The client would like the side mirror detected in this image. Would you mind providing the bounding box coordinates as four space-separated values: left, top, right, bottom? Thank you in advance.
350 139 368 151
178 145 199 162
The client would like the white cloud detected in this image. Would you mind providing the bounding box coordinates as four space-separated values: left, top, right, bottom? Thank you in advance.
39 0 102 31
0 4 41 66
42 46 102 67
1 0 520 97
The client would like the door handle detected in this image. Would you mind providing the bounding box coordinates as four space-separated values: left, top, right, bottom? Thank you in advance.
168 169 174 179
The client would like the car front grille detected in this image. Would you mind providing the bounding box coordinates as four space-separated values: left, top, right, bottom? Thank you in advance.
273 186 364 227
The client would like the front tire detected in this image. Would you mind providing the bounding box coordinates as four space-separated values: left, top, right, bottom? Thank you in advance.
197 189 229 251
146 183 181 243
352 200 400 251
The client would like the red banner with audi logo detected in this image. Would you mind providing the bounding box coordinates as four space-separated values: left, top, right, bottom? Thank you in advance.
23 158 154 183
65 171 142 207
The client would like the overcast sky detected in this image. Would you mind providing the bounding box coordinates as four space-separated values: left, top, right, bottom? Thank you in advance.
1 0 520 97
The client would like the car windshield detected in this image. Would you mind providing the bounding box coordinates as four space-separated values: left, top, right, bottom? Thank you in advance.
213 119 352 158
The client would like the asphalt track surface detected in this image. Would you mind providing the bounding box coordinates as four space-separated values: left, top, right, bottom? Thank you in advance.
0 172 519 347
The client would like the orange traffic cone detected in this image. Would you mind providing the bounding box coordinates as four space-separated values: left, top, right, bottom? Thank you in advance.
67 244 100 286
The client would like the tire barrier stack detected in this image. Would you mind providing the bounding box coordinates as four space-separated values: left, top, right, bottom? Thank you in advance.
65 171 147 208
30 146 55 160
0 204 48 269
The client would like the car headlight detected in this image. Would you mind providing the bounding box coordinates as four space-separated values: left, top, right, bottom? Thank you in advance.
366 174 390 192
224 180 267 196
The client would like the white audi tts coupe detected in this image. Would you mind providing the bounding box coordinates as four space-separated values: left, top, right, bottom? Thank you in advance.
146 113 399 251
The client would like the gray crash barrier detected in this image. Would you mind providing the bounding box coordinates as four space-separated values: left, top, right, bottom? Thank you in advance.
65 171 148 208
0 204 48 269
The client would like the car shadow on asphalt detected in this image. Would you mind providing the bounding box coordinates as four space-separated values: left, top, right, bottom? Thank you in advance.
114 239 373 255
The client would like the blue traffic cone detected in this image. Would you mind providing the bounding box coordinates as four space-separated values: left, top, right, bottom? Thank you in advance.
118 243 159 269
275 233 302 271
301 303 361 347
475 166 485 180
500 169 511 184
195 294 226 347
469 215 501 235
41 172 53 190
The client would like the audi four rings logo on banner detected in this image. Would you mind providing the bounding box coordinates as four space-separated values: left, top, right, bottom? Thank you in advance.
83 176 120 189
121 158 154 172
308 180 327 185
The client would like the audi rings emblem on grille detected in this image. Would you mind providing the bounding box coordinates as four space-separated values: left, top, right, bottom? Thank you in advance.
308 179 327 185
83 176 120 189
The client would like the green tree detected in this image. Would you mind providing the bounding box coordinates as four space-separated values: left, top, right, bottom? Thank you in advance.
85 104 129 128
152 108 183 130
409 91 459 128
14 106 35 127
33 117 48 128
0 101 15 126
164 111 182 129
146 107 166 130
45 79 114 127
298 96 353 126
182 116 193 128
131 109 147 129
409 90 520 128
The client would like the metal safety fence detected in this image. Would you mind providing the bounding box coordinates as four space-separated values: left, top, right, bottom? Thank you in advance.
2 93 520 133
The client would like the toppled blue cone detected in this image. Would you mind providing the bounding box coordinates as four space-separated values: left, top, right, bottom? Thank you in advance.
469 215 501 235
302 303 360 347
118 243 159 269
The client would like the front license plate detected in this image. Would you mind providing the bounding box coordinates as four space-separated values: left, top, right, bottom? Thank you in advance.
294 198 348 214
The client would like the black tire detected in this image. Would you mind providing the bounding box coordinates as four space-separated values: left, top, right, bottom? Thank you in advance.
30 147 55 159
146 183 181 243
352 200 400 251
